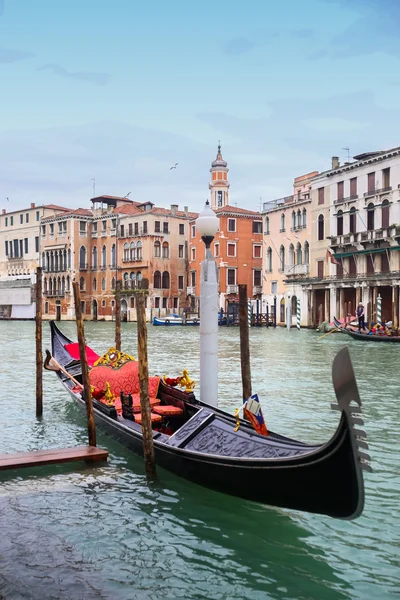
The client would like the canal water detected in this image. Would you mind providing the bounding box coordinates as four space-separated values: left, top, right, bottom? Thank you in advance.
0 321 398 600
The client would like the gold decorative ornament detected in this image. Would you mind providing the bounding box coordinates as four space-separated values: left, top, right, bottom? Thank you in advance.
93 347 135 368
104 381 115 406
179 369 196 391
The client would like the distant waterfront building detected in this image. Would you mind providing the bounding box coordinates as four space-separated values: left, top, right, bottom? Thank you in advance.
0 202 69 318
189 145 263 312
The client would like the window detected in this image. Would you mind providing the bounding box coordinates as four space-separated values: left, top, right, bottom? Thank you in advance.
128 223 133 236
291 211 295 229
5 217 8 227
382 200 390 229
93 277 97 291
227 269 236 285
36 211 40 222
368 172 375 193
111 244 116 268
163 222 168 234
265 216 270 234
317 260 324 279
79 246 87 268
130 296 135 309
253 221 262 234
337 181 344 201
49 224 54 236
304 241 309 264
102 300 106 308
367 204 375 231
253 245 262 258
279 245 285 271
79 276 85 291
227 243 236 257
10 216 13 226
111 219 116 230
41 225 46 236
14 239 19 257
154 271 161 288
302 209 307 228
253 270 262 286
79 221 87 234
162 297 168 309
271 281 277 295
318 188 324 205
155 221 161 233
154 241 161 257
92 247 98 268
111 277 115 289
102 221 107 232
162 242 169 258
383 168 390 189
154 297 160 309
25 213 29 224
102 245 106 267
191 271 196 286
191 225 196 237
130 242 136 261
318 215 324 241
217 191 223 207
162 271 170 289
93 222 98 233
179 224 184 235
45 302 49 314
134 223 139 235
24 238 28 254
136 241 142 260
35 237 39 252
349 207 357 234
178 244 184 258
120 224 124 237
5 241 8 256
173 297 178 309
337 210 343 236
297 210 301 229
350 177 357 197
296 243 302 264
143 221 148 234
178 275 184 290
214 243 220 258
228 219 236 232
102 278 106 291
280 214 285 232
266 247 272 272
20 214 23 224
191 247 196 261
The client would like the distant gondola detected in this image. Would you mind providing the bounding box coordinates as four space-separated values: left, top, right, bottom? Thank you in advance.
47 321 370 520
333 317 400 343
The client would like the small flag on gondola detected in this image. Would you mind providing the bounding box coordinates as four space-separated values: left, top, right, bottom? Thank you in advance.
244 394 269 437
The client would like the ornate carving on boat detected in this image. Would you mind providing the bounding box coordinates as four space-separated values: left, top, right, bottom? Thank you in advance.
94 348 135 369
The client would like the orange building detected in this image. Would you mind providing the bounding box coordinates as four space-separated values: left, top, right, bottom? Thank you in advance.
189 146 263 310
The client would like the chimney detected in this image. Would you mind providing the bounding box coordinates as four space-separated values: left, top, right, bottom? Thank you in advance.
184 206 188 217
331 156 340 169
2 209 6 215
30 202 35 208
170 204 178 215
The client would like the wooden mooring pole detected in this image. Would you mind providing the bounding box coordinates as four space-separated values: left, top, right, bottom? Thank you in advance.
35 267 43 417
115 280 121 351
239 284 252 402
136 293 156 480
73 282 96 447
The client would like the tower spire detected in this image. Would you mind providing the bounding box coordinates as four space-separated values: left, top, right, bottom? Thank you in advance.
209 143 230 210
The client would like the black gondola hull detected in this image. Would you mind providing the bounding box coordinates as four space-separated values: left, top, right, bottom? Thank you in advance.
333 317 400 343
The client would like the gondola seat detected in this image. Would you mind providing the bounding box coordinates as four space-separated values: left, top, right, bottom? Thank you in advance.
152 405 184 417
134 412 163 425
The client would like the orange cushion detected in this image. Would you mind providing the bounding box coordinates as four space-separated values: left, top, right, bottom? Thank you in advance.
134 412 162 424
131 395 160 413
89 361 160 399
152 405 184 417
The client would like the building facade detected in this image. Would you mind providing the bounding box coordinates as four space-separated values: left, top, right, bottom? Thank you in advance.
189 146 263 311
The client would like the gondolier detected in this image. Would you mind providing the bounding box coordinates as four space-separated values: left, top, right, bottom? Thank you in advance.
357 302 366 332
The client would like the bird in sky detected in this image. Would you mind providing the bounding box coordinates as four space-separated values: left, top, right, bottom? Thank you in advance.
6 197 9 201
124 192 131 198
170 163 178 170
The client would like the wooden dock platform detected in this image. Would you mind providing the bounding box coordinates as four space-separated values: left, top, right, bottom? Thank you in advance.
0 446 108 472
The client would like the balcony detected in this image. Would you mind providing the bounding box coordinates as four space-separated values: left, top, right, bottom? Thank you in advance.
79 231 87 237
187 286 195 295
253 286 263 296
364 186 392 199
227 284 239 294
44 291 65 298
284 263 309 276
91 232 98 238
334 195 359 206
79 263 88 271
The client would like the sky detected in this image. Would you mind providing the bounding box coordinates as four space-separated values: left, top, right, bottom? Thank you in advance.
1 0 400 213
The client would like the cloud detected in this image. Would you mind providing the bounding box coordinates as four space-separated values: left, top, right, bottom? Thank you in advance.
37 63 111 86
222 37 259 56
0 46 34 64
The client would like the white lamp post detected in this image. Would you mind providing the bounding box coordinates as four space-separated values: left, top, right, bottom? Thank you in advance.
196 201 219 407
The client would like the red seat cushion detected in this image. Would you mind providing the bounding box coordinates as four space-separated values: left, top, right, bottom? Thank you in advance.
134 412 162 424
88 361 160 399
152 405 184 417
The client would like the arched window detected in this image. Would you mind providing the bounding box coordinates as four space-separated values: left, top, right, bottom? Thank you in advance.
79 246 86 269
123 242 130 261
154 241 161 257
137 271 142 281
318 215 324 241
130 272 136 283
337 210 343 236
68 249 71 269
79 276 85 291
265 216 270 234
102 278 106 291
50 252 54 272
55 252 59 272
130 242 136 261
296 242 302 264
154 270 161 288
111 244 116 268
302 209 307 228
162 271 170 289
162 242 169 258
93 277 97 291
280 213 285 232
136 241 142 260
266 247 272 272
291 211 296 229
297 209 301 228
61 276 65 294
349 207 357 234
92 247 97 269
102 245 106 268
288 243 294 265
279 245 285 271
367 203 375 231
111 277 115 289
304 241 309 264
66 276 70 292
49 278 53 294
43 278 48 293
382 200 390 229
42 252 46 271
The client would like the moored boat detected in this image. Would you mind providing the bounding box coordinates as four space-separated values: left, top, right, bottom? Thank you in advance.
153 314 200 326
47 321 370 519
333 317 400 343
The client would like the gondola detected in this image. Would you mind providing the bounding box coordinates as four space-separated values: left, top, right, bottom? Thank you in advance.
333 317 400 343
47 321 370 519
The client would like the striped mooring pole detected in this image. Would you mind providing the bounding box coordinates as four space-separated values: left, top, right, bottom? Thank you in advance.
377 294 382 326
248 300 252 327
296 298 301 330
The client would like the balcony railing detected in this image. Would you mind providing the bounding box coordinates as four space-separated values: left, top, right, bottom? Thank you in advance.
79 263 88 271
253 285 263 295
44 291 65 298
187 286 195 295
334 194 359 205
364 186 392 198
91 232 98 238
284 263 309 276
227 284 238 294
302 270 400 285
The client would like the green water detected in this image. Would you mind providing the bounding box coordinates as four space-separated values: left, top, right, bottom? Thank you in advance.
0 322 398 600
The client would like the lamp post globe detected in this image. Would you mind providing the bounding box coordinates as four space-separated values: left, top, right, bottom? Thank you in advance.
196 200 219 250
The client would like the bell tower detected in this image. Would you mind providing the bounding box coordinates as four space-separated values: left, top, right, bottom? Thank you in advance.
209 143 230 210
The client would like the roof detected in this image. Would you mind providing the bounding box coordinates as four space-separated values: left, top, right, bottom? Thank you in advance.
215 204 261 217
91 195 142 206
293 171 319 184
43 204 71 211
211 144 228 169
